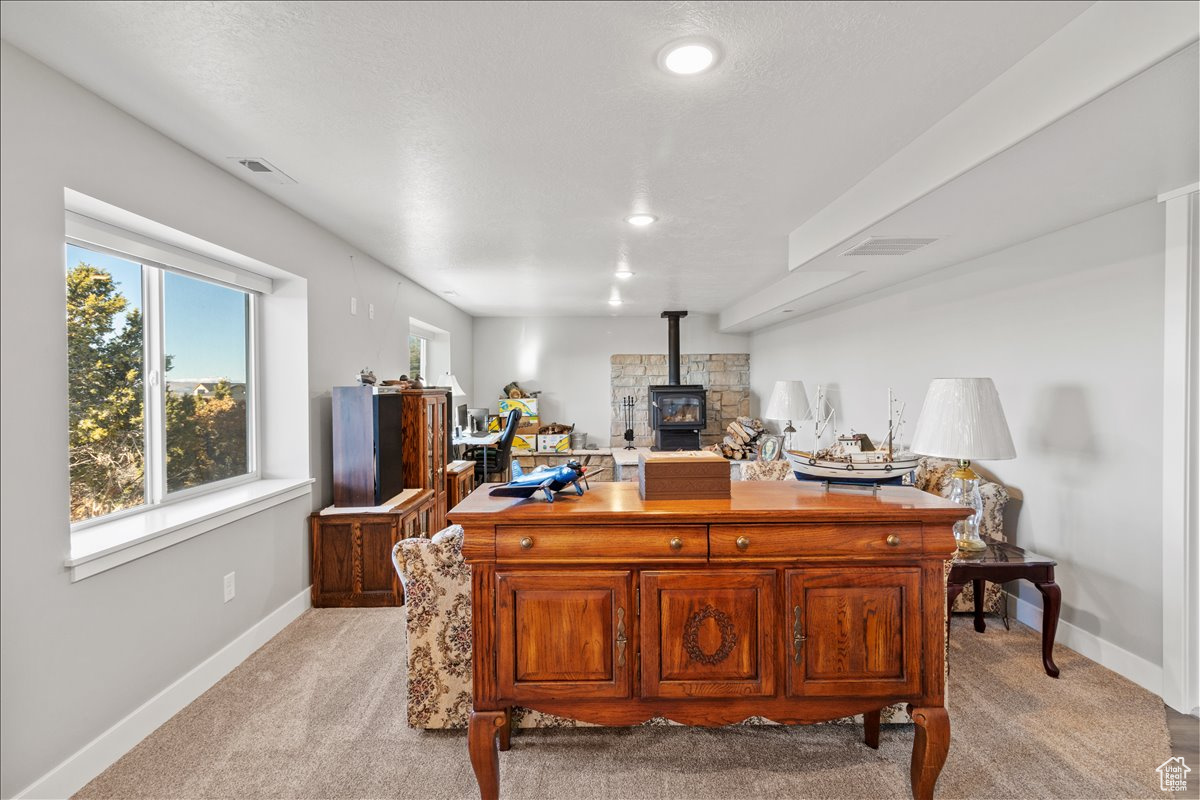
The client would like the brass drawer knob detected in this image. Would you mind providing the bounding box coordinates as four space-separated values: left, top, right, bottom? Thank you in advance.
669 537 683 551
736 535 750 551
519 536 534 550
886 534 901 547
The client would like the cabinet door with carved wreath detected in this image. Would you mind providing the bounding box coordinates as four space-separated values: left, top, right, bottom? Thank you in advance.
786 568 922 698
640 570 776 698
496 571 632 701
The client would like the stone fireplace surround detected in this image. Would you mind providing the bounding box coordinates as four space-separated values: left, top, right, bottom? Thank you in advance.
610 353 750 449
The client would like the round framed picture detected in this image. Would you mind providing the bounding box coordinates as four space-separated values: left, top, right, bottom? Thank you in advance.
758 435 782 462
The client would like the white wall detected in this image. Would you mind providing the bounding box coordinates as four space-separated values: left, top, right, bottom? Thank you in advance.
472 314 749 444
0 42 472 798
751 199 1166 682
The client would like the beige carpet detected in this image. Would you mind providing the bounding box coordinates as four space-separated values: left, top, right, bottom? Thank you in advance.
76 610 1172 800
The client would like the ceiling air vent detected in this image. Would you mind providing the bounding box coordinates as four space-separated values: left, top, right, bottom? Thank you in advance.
228 157 297 185
840 236 938 257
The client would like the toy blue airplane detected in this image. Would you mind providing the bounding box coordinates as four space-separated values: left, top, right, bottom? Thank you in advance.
488 459 607 503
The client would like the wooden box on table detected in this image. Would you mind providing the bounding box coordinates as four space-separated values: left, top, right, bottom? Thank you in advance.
638 450 730 500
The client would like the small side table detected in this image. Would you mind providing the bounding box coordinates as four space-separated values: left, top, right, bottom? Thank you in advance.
947 538 1061 678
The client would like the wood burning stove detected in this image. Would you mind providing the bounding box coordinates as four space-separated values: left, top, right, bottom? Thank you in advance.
649 311 706 450
649 384 706 450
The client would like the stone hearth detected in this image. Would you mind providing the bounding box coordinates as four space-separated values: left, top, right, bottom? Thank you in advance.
610 353 750 448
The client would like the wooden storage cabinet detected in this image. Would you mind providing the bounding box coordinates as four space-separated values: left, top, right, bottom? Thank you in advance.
310 489 435 607
640 570 776 698
447 460 477 512
786 568 922 698
401 389 451 532
495 571 631 700
453 482 969 800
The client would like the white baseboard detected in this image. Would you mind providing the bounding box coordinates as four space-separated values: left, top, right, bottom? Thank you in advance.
14 588 312 800
1011 594 1163 698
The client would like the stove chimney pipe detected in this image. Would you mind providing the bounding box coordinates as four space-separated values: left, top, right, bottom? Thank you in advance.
661 310 687 385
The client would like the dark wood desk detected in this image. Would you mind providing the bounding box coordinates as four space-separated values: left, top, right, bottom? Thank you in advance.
451 481 969 800
947 538 1060 677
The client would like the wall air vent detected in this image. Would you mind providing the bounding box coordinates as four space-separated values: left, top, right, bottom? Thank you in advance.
228 157 297 185
840 236 938 256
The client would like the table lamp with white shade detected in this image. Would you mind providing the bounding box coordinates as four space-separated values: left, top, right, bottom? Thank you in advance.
435 373 466 399
764 380 810 451
910 378 1016 551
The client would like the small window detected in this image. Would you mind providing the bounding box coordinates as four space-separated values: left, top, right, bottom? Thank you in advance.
66 243 257 524
409 333 427 379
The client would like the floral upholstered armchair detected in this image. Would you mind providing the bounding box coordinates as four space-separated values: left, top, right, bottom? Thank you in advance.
392 526 587 729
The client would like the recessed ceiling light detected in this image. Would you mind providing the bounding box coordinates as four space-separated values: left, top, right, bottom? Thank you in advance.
625 214 657 226
658 38 721 76
615 270 635 279
608 298 623 306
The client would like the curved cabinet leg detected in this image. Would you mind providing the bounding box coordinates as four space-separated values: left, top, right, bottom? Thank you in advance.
864 708 881 749
1034 580 1062 678
469 710 507 800
908 705 950 800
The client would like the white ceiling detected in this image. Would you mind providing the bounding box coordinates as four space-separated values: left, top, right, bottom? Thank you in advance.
0 0 1093 316
722 41 1200 330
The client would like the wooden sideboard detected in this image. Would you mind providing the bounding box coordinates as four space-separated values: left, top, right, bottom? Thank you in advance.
450 481 968 800
310 488 435 607
401 388 451 532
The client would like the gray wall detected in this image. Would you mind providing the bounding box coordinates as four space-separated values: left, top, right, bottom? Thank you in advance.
750 199 1166 670
0 42 473 797
471 314 749 443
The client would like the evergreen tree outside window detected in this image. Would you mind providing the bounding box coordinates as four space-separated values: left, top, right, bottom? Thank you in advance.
409 333 427 379
66 243 256 524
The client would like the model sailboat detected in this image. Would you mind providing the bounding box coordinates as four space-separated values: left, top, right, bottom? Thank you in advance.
785 388 919 484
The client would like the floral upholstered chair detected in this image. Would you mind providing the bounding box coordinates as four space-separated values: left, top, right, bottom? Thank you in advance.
392 526 587 729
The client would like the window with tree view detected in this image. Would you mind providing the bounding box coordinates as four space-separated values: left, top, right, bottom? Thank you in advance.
67 243 255 523
409 333 427 379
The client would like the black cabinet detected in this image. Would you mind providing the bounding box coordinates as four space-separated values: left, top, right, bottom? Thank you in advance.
332 385 404 506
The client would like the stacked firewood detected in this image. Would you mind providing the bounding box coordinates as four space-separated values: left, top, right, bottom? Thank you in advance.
709 416 766 460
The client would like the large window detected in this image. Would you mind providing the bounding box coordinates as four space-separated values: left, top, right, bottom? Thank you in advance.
67 242 255 523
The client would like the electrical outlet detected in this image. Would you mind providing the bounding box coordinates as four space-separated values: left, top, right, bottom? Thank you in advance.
368 303 375 320
350 297 358 315
223 572 236 603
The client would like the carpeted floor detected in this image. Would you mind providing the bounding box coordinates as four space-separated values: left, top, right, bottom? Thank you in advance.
76 610 1174 799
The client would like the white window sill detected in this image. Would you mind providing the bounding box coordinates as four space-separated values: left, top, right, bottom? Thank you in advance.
66 478 314 581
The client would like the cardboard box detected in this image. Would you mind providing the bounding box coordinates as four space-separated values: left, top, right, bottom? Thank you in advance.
511 434 537 451
488 413 540 434
638 451 731 500
499 397 539 418
537 434 570 453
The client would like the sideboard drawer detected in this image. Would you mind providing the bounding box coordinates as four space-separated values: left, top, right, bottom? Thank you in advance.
497 525 707 563
710 523 923 559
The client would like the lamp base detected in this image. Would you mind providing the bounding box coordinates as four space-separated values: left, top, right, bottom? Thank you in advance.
950 459 987 552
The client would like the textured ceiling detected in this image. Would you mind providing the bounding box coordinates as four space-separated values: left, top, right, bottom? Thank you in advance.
0 1 1090 316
